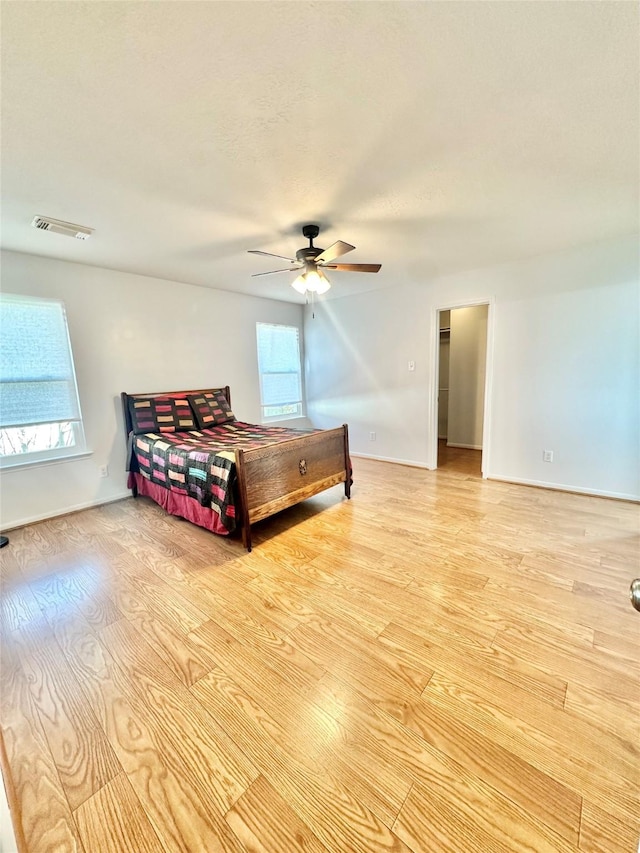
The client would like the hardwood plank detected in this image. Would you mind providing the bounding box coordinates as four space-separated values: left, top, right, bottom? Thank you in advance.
225 775 329 853
112 556 209 633
39 611 107 698
579 800 640 853
1 560 44 632
242 571 320 625
297 615 430 694
107 578 215 686
310 674 579 851
394 779 569 853
20 627 122 811
397 693 581 845
423 672 638 825
99 618 259 814
300 553 493 641
462 579 598 646
73 773 166 853
484 573 627 640
378 620 568 710
309 546 417 588
59 625 248 853
109 524 187 563
593 628 640 658
191 667 413 853
564 682 640 744
573 579 636 615
29 567 122 631
0 649 87 853
492 623 639 707
193 562 305 635
182 567 301 645
286 619 425 717
189 623 409 830
390 588 499 648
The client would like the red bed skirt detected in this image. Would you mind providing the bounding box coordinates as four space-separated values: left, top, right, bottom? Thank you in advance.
128 472 231 536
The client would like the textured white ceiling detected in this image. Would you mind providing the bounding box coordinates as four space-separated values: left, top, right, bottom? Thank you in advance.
1 1 638 303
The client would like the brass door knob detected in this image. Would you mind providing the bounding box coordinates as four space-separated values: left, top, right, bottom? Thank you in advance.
631 579 640 612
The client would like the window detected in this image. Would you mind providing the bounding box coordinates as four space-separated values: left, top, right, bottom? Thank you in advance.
256 323 303 420
0 293 86 466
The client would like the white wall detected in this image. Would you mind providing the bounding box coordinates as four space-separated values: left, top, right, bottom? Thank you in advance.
305 234 640 500
448 304 488 449
304 285 431 469
0 250 305 529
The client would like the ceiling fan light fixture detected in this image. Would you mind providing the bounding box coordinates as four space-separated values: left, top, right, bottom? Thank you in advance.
291 267 331 295
291 273 308 294
307 268 331 294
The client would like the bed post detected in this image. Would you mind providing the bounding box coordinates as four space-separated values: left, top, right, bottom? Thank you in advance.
342 424 351 499
235 447 252 551
120 392 138 497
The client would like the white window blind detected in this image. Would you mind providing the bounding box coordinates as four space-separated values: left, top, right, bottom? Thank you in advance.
256 323 303 419
0 293 85 464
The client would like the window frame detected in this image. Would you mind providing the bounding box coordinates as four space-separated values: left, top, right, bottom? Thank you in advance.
255 322 305 422
0 293 87 469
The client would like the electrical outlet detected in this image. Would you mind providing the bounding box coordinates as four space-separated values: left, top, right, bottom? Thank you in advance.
369 431 376 441
98 464 109 478
543 450 553 463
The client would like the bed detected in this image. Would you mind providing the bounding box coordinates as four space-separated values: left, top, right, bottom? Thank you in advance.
121 386 351 551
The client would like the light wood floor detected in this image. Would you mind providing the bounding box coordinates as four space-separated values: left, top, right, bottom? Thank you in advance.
437 440 482 477
1 457 639 853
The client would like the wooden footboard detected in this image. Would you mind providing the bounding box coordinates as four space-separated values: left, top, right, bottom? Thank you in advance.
235 425 350 551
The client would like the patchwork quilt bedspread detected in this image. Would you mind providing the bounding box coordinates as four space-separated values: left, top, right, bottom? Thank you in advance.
129 421 314 532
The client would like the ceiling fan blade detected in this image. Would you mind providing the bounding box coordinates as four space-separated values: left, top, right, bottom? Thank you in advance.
323 263 382 273
314 241 355 264
251 266 302 277
248 250 297 262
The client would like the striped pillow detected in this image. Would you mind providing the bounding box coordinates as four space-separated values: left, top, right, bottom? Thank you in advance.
187 391 236 428
128 396 196 434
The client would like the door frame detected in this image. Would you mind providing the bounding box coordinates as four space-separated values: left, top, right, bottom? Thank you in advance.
427 296 495 476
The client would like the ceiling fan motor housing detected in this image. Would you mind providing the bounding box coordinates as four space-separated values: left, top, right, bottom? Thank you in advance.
297 224 322 263
296 246 322 263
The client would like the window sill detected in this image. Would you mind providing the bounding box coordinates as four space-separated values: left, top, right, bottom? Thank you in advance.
262 414 307 424
0 450 93 472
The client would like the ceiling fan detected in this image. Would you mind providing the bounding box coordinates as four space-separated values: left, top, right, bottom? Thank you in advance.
248 224 381 295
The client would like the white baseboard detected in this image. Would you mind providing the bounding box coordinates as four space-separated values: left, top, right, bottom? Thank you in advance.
446 442 483 450
1 491 131 531
350 451 429 469
487 475 639 503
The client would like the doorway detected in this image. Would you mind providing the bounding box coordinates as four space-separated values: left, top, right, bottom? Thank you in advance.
430 301 492 476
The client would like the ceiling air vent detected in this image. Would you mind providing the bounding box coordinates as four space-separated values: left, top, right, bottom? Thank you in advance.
31 216 93 240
